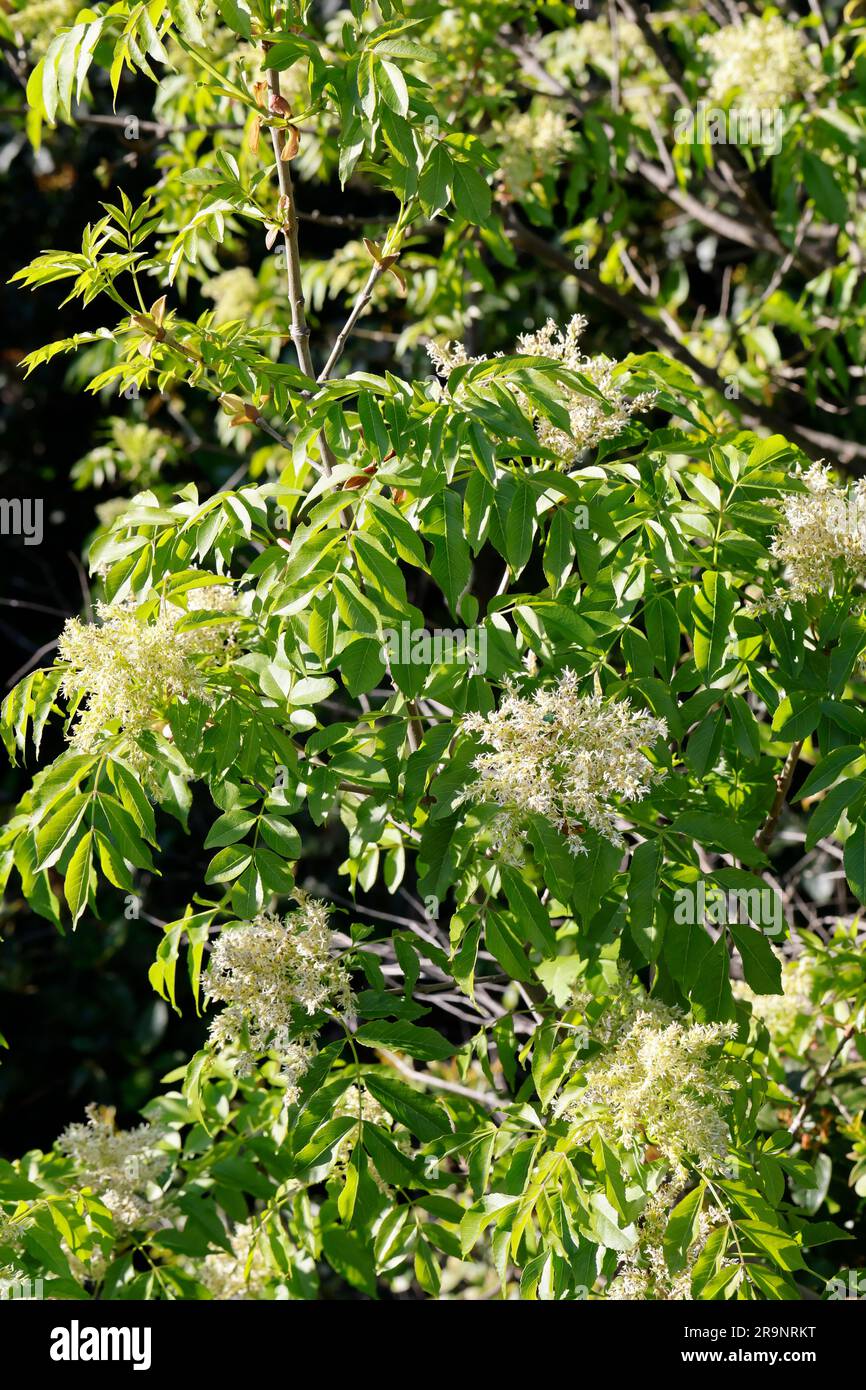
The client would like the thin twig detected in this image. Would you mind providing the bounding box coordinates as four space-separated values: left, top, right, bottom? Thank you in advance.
318 258 393 384
263 44 335 476
608 0 621 113
0 598 70 618
6 640 58 687
264 68 315 379
0 108 247 136
377 1048 506 1117
756 741 803 853
788 1023 855 1135
297 209 393 230
67 550 93 623
806 0 830 50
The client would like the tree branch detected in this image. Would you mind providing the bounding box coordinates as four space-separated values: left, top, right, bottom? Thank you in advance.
263 46 335 476
318 257 394 384
376 1048 506 1118
264 64 315 377
504 215 866 464
788 1022 856 1136
634 156 781 256
756 740 803 853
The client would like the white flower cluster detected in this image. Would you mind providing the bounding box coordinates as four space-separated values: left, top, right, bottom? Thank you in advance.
57 1105 166 1231
569 978 735 1173
204 894 354 1096
460 671 666 859
0 1220 26 1293
193 1220 282 1300
428 315 655 465
493 107 576 200
539 19 665 120
0 1254 47 1300
0 1217 23 1252
606 1187 727 1301
701 14 815 112
769 463 866 600
58 586 237 779
332 1085 390 1174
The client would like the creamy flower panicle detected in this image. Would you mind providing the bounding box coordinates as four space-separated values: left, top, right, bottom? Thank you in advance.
193 1220 285 1300
460 671 666 860
203 266 259 325
9 0 82 54
700 14 815 112
57 1105 166 1231
568 978 735 1175
770 462 866 600
607 1189 727 1301
428 315 655 466
493 108 576 200
58 586 238 781
204 894 354 1096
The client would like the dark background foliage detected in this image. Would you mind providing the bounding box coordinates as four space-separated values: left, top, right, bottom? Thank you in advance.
0 61 492 1157
0 72 374 1152
0 108 198 1150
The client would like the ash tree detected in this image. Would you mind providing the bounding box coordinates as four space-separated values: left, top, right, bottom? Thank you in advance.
2 0 866 1301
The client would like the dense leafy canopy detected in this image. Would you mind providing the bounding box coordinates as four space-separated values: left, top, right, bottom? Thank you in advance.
2 0 866 1302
